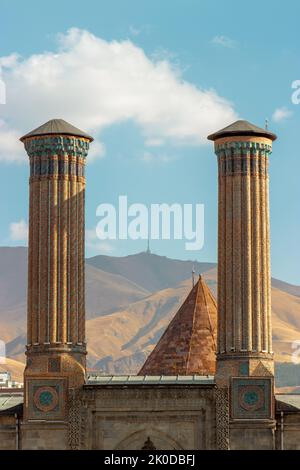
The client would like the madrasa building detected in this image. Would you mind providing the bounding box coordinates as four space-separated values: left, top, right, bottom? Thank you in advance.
0 118 300 450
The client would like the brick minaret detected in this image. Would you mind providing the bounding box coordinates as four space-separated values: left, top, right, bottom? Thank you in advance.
208 120 277 449
20 119 93 433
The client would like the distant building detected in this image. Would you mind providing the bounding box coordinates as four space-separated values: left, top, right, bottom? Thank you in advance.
0 372 11 387
0 118 300 450
0 372 23 389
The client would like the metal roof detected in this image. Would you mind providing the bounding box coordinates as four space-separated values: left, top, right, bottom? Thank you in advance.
207 119 277 142
0 393 23 414
276 394 300 412
86 374 215 385
20 118 94 142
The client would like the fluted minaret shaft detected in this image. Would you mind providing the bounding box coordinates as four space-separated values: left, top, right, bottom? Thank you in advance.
25 135 89 353
215 138 273 356
209 122 276 450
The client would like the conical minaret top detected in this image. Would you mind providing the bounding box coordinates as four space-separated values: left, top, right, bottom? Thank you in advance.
207 119 277 142
20 118 94 142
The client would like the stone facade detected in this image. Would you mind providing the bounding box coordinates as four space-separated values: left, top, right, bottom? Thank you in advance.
2 385 300 450
77 383 216 450
274 413 300 450
0 414 19 450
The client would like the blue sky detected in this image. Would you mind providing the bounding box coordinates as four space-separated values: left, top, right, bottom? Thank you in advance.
0 0 299 285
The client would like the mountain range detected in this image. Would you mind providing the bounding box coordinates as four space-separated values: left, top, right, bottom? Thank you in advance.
0 247 299 388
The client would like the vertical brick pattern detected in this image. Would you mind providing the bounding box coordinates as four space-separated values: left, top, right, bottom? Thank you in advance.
31 180 40 344
69 178 78 343
24 135 90 351
218 172 226 353
77 180 85 344
232 169 242 351
39 178 49 344
265 175 272 350
225 169 233 352
27 170 34 345
59 177 68 344
251 161 261 351
49 178 58 343
215 140 273 356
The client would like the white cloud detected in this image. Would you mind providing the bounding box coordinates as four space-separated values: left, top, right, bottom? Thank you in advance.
87 140 105 161
272 107 293 123
0 120 24 162
211 35 237 49
0 28 238 163
10 219 28 242
86 228 114 254
0 53 20 69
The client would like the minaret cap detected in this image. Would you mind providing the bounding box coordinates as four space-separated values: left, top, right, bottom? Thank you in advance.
20 118 94 142
207 119 277 142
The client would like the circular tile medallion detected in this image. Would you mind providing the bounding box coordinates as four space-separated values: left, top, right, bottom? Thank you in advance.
239 385 264 412
34 386 59 412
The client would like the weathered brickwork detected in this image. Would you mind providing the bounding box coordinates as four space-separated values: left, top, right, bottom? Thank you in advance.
20 121 93 441
24 135 89 352
139 276 217 376
215 137 274 360
0 415 19 450
215 387 229 449
208 121 278 449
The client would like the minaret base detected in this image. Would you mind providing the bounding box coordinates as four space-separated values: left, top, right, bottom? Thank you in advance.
21 422 69 450
22 349 85 449
216 353 274 387
215 354 275 450
23 348 85 422
229 420 276 450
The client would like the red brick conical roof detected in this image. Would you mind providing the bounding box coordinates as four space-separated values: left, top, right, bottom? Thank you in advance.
138 276 217 376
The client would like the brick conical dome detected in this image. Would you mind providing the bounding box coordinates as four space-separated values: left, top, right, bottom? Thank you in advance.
138 276 217 376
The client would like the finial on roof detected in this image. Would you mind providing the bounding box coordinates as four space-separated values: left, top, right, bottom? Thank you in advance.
192 265 195 287
265 118 269 130
146 238 151 254
138 275 217 376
